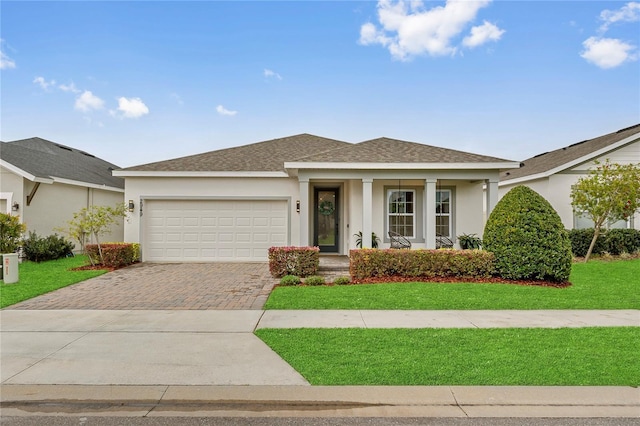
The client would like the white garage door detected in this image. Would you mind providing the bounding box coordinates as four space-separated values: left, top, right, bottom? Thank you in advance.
143 199 288 262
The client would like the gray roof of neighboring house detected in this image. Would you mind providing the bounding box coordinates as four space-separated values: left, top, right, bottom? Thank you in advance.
501 123 640 182
0 137 124 189
120 134 514 172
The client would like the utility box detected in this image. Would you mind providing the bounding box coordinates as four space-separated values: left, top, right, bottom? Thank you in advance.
2 253 19 284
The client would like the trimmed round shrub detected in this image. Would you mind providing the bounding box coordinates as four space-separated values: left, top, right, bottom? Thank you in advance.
279 275 301 286
333 276 350 285
304 275 325 286
483 185 572 282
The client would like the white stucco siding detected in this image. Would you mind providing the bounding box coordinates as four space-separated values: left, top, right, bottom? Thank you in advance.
455 181 485 239
0 167 24 215
23 182 124 244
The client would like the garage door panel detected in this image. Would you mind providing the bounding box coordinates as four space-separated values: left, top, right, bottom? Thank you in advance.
143 200 288 262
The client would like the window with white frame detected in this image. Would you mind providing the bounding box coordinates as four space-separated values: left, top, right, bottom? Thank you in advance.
573 211 630 229
436 189 452 237
388 189 415 238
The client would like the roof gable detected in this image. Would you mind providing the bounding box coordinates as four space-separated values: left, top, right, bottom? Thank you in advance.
1 137 124 189
501 123 640 183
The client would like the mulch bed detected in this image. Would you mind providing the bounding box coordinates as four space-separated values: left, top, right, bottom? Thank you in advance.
349 275 571 288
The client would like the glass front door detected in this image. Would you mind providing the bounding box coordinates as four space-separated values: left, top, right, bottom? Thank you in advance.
314 188 339 253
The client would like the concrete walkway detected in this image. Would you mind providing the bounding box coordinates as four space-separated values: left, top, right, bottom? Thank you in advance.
1 309 638 418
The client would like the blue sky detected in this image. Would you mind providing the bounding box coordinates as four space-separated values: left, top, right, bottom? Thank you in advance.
1 1 639 168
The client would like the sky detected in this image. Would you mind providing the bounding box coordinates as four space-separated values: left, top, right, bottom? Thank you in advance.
1 0 639 168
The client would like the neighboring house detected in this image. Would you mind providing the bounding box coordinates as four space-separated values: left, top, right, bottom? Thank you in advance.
114 134 519 262
499 124 640 230
0 137 125 244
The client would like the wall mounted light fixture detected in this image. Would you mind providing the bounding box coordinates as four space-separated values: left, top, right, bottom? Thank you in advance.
296 200 300 213
11 202 19 212
128 200 135 212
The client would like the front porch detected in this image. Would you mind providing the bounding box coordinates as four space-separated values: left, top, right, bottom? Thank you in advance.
296 173 500 253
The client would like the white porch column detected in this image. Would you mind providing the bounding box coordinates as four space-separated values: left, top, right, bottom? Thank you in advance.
362 178 373 248
425 178 437 249
299 178 310 246
485 178 499 220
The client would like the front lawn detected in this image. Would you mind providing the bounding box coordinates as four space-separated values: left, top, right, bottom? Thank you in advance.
256 327 640 386
264 258 640 310
0 256 107 308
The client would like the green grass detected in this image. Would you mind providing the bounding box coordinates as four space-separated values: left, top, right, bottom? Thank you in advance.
265 258 640 310
256 327 640 386
1 256 107 308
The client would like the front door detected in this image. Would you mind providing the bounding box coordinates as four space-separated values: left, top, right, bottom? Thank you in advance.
314 188 339 253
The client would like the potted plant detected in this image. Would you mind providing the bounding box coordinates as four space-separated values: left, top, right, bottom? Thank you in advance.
355 231 380 248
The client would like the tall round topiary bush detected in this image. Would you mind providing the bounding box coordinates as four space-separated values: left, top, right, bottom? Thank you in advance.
483 185 572 282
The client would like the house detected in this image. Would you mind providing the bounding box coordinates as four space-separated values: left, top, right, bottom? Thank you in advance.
114 134 519 262
499 124 640 230
0 137 125 242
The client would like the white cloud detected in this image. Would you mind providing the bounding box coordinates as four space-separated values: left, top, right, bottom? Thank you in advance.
580 36 637 69
33 76 56 91
264 69 282 80
112 97 149 119
462 20 505 48
216 105 237 116
74 90 105 112
170 92 184 106
0 39 16 69
358 0 495 60
599 2 640 33
59 82 80 93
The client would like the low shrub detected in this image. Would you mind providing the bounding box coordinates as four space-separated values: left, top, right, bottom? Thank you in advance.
567 229 606 257
349 249 495 281
22 232 74 262
0 213 26 253
604 229 640 255
567 228 640 257
280 275 301 286
104 242 141 262
268 246 320 278
304 275 325 286
86 243 137 268
333 276 350 285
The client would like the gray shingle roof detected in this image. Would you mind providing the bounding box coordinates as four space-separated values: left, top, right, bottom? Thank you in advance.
294 137 512 163
501 123 640 182
1 137 124 189
120 134 352 172
120 134 514 172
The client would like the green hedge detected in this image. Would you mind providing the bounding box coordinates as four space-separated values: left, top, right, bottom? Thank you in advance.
568 228 640 257
22 232 74 262
268 246 320 278
349 249 495 281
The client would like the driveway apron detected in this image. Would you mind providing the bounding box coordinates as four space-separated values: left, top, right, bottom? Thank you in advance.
6 263 279 310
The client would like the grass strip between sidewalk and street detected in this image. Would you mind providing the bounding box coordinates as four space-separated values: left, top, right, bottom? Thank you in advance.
265 258 640 310
1 256 107 308
255 327 640 386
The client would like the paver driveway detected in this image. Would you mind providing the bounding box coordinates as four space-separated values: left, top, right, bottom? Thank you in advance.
7 263 278 310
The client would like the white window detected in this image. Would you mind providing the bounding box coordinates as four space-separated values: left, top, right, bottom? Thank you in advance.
574 212 630 229
436 189 452 237
388 189 415 238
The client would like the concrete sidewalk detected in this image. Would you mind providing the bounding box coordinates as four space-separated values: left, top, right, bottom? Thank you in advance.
1 309 638 418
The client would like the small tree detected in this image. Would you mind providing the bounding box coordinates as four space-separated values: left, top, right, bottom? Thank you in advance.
0 213 26 253
58 204 127 265
570 160 640 262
